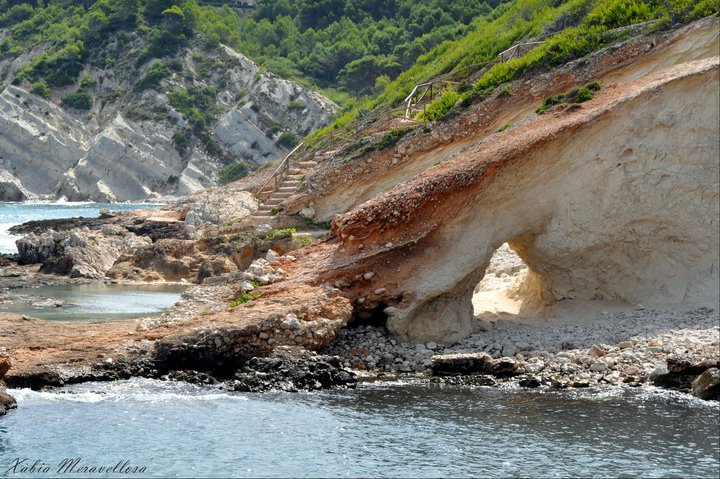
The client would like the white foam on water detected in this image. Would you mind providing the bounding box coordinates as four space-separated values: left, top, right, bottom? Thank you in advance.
8 378 246 405
0 222 20 253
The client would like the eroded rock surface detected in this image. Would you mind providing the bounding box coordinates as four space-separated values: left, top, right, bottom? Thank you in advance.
326 58 719 344
17 225 151 279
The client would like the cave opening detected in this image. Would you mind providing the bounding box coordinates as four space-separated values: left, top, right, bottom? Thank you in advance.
350 301 389 329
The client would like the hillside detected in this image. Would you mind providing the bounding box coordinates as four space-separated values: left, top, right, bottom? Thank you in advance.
0 0 337 201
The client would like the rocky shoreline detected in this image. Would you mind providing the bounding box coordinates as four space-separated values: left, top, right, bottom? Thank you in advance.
320 308 719 399
0 208 717 400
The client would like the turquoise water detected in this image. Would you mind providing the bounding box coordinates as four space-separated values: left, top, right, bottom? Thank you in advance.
0 283 186 321
1 380 718 478
0 202 161 254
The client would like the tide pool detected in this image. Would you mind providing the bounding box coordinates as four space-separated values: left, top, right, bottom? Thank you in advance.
0 283 187 321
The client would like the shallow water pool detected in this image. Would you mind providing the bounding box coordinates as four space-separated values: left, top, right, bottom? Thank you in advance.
0 283 186 321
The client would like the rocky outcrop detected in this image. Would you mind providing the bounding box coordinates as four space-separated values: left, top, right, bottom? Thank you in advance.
0 44 336 202
691 368 720 400
323 58 719 344
223 346 356 393
16 225 151 279
431 352 521 377
181 189 258 233
0 353 17 416
106 239 205 282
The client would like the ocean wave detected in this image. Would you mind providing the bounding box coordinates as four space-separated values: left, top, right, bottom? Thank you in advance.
7 378 246 405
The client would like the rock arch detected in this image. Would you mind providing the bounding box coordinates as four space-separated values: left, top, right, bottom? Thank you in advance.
325 59 719 344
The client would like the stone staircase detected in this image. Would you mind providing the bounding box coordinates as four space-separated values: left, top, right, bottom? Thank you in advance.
245 154 318 226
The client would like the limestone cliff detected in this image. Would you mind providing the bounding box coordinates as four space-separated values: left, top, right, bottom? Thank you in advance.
0 42 337 202
326 58 719 343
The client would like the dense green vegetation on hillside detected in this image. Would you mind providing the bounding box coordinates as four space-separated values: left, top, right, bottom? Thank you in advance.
305 0 717 141
225 0 510 94
0 0 511 96
0 0 717 148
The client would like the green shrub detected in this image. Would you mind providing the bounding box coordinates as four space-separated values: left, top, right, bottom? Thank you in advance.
276 131 300 148
498 123 511 132
536 94 565 114
61 91 93 110
172 131 190 154
264 227 296 240
30 80 51 99
585 81 602 91
419 88 461 121
219 162 251 184
575 86 594 102
287 101 305 110
497 85 513 98
293 236 313 246
80 73 96 88
228 291 263 307
137 61 170 90
377 127 412 150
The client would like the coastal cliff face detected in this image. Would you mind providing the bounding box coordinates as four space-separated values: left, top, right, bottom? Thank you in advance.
327 58 719 343
0 43 336 202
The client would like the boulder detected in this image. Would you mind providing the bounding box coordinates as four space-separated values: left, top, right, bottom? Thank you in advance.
0 390 16 416
0 353 11 379
0 354 16 417
691 368 720 401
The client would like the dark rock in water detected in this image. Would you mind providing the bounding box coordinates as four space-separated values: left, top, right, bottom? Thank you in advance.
432 352 494 376
653 355 720 391
519 375 542 388
224 346 357 393
430 374 497 387
164 370 220 386
691 368 720 401
0 389 17 416
431 352 520 377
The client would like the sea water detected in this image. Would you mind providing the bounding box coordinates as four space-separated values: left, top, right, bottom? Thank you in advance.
0 380 718 478
0 202 161 254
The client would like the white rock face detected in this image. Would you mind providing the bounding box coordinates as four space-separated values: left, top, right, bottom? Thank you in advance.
214 46 337 162
16 226 151 279
183 189 258 231
0 46 337 202
0 86 87 200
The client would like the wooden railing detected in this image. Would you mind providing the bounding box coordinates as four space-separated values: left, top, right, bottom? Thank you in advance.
403 80 460 119
497 41 545 62
257 142 304 201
